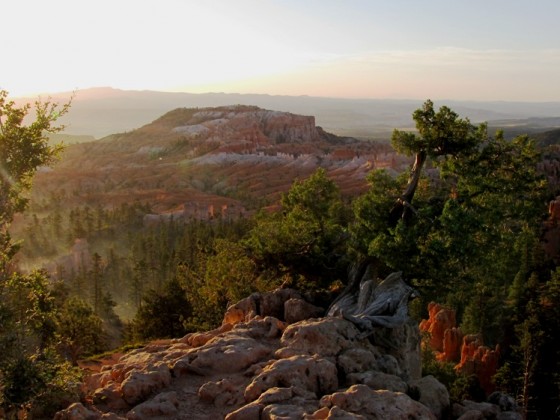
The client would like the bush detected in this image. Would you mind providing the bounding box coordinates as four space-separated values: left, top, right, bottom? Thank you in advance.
0 351 82 418
131 277 194 341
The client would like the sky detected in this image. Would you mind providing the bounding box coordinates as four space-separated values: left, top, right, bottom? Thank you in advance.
3 0 560 101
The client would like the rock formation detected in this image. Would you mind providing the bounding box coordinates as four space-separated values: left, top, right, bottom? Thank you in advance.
455 335 500 396
55 282 520 420
419 302 462 360
420 302 501 396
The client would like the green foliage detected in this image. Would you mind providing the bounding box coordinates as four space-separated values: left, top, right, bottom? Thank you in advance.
351 170 403 257
421 339 458 388
3 270 58 355
354 102 547 343
392 99 480 158
55 297 105 365
203 239 258 309
449 374 486 403
0 350 83 418
2 93 558 416
131 277 194 341
1 356 43 408
0 92 72 402
245 168 349 289
0 90 69 227
507 269 560 418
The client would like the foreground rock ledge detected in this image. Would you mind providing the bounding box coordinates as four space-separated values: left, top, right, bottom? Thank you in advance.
55 283 521 420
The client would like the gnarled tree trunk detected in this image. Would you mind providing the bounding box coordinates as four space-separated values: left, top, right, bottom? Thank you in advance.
389 149 427 226
328 268 417 339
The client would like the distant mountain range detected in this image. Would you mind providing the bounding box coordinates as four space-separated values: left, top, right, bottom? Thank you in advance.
30 105 403 215
16 87 560 139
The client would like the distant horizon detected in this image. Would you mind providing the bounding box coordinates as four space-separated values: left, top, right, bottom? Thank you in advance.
4 1 560 103
10 85 560 106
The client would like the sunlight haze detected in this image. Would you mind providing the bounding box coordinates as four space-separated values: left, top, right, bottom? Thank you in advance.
3 0 560 101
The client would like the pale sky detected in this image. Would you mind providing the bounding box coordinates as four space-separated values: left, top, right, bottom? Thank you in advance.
3 0 560 101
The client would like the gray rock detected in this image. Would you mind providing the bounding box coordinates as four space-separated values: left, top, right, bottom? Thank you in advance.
488 391 518 412
284 298 324 324
320 384 436 419
347 371 408 393
245 355 338 402
408 375 450 419
262 404 306 420
497 412 523 420
457 410 485 420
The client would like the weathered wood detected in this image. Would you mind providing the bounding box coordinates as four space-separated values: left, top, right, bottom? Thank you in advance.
328 270 417 338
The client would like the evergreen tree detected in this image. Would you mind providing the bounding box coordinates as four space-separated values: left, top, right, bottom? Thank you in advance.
89 252 104 315
352 101 547 340
55 297 105 365
131 277 194 340
0 90 83 416
245 168 349 289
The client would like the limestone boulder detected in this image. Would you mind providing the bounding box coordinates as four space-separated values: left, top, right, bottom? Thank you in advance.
232 316 286 340
284 298 324 324
244 355 338 402
225 403 263 420
278 317 362 358
453 401 500 419
120 362 171 405
375 353 403 377
370 318 421 380
408 375 450 419
181 322 234 347
53 402 124 420
92 381 128 410
223 293 261 325
255 387 295 405
496 412 523 420
307 405 367 419
228 388 308 420
337 347 380 377
125 391 178 420
488 391 518 412
198 378 243 407
319 384 436 419
261 288 303 320
456 410 485 420
346 371 408 393
118 345 166 369
223 288 303 326
172 333 272 376
262 404 306 419
84 371 113 394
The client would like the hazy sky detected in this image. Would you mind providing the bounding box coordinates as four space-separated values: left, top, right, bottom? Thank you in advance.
3 0 560 101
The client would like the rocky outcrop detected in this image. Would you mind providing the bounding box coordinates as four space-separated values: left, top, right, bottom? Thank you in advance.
409 375 451 419
183 107 322 149
420 303 501 396
317 384 436 419
223 288 303 324
456 335 500 396
244 355 339 402
56 289 519 419
419 302 461 357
